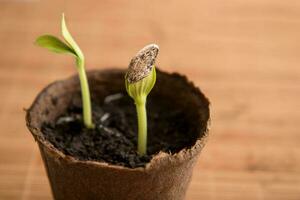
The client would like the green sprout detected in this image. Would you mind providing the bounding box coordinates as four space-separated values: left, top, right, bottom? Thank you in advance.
125 44 159 155
35 14 94 129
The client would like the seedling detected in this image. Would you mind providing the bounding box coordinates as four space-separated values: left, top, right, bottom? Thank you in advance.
35 14 94 129
125 44 159 155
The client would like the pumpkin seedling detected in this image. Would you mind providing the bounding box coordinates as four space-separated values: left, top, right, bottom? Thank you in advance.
125 44 159 155
35 14 94 129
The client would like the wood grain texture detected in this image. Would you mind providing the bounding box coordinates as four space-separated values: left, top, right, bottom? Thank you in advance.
0 0 300 199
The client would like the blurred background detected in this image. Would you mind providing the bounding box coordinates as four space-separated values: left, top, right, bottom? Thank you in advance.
1 0 300 199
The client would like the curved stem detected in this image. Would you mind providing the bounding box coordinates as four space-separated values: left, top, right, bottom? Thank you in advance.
77 59 94 129
136 96 147 155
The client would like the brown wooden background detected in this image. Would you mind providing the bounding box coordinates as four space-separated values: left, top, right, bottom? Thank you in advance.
1 0 300 199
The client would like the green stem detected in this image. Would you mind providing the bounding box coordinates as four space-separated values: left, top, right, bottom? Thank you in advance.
77 59 94 129
136 96 147 155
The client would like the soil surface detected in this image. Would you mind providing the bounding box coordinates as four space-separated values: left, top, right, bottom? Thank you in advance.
42 93 199 168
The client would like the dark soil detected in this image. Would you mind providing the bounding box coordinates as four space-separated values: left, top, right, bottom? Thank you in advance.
42 93 199 168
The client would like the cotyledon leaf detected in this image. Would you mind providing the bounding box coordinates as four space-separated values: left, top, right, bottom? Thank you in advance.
61 13 84 60
35 35 76 55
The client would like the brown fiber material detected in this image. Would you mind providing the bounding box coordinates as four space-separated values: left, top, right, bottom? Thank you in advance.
26 68 210 200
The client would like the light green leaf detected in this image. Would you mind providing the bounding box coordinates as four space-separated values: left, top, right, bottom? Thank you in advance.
35 35 76 55
125 66 156 103
61 13 84 60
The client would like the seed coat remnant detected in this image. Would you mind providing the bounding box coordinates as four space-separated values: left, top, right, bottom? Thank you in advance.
126 44 159 84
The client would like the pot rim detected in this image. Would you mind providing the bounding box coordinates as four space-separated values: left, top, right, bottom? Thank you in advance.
26 68 210 172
